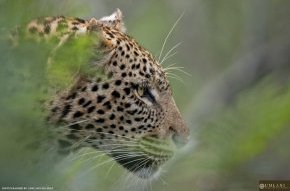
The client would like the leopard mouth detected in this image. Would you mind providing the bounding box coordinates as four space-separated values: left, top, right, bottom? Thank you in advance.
109 136 175 179
110 154 161 178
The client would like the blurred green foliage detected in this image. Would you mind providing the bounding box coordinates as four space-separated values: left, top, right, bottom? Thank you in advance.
0 29 51 187
159 77 290 191
0 0 290 191
0 1 104 189
46 34 101 89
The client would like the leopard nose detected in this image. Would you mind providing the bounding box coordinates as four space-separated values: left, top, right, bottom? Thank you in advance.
167 99 190 147
173 136 187 147
169 120 189 147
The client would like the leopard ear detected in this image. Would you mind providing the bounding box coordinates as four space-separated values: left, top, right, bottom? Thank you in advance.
90 9 126 33
87 10 126 66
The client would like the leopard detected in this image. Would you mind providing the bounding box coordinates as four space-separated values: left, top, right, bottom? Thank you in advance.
24 9 189 179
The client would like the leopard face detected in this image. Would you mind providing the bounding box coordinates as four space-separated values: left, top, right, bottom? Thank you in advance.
43 9 189 179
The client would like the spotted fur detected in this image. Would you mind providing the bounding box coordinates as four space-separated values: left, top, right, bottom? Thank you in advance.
27 9 189 178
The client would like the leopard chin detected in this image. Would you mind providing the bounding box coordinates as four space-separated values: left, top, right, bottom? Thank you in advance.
109 136 175 179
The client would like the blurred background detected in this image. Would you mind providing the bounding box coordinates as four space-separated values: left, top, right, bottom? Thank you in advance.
0 0 290 190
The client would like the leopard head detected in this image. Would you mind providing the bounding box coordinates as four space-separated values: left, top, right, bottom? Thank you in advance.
48 9 189 179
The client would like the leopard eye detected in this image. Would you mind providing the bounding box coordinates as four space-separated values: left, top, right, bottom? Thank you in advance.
136 85 145 97
134 84 156 104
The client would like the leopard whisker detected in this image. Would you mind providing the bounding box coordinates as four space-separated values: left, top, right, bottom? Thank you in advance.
70 150 104 160
158 12 184 62
163 62 178 70
78 152 124 169
68 146 131 161
160 51 177 65
164 66 191 76
79 148 144 165
69 146 142 162
58 119 89 129
105 161 116 178
118 158 147 190
166 71 181 78
130 156 148 174
166 72 184 83
70 135 91 149
160 42 181 64
140 156 152 171
163 65 183 71
117 155 149 170
77 152 147 178
77 151 108 164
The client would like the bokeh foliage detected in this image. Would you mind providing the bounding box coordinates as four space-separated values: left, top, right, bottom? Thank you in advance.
0 0 104 189
0 0 290 191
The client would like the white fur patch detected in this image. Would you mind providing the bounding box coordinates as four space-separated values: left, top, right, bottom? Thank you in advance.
98 9 126 33
100 9 122 23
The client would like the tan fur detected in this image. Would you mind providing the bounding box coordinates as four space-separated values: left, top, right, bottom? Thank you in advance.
28 9 189 177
